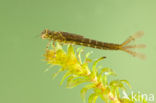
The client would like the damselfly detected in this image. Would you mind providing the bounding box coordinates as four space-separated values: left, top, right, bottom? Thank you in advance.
41 29 145 59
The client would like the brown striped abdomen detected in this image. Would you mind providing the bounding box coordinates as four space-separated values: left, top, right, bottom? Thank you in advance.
77 38 121 50
59 32 121 50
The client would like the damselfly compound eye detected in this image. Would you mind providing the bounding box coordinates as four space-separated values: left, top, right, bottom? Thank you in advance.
41 29 51 39
41 34 47 39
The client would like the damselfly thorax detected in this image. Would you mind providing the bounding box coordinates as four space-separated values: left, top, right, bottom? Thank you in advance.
41 29 146 59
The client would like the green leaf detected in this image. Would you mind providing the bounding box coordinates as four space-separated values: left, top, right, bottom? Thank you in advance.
92 57 106 73
116 88 120 98
94 88 102 94
100 68 116 76
102 75 107 86
88 93 98 103
66 75 75 87
120 80 132 89
84 51 93 63
60 71 72 86
80 84 95 103
91 57 106 78
76 47 84 53
109 80 125 96
56 42 62 50
85 51 93 58
77 47 83 64
97 73 102 83
52 68 64 79
67 77 88 88
100 68 116 86
67 45 75 57
110 80 124 89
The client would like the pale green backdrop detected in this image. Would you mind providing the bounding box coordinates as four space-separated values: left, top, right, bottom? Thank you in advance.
0 0 155 103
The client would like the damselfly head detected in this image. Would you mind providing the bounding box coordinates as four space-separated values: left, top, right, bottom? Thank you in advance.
41 29 51 39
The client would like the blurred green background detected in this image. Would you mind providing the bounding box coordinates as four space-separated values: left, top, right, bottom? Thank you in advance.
0 0 155 103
